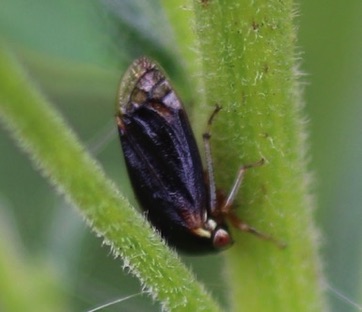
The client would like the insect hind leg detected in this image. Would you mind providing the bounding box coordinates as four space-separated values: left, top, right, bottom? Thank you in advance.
223 159 286 248
228 211 286 248
223 158 265 210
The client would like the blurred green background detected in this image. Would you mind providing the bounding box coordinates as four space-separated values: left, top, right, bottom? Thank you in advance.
0 0 361 311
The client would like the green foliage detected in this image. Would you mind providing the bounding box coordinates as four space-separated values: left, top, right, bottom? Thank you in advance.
0 0 361 311
165 1 326 311
0 46 221 311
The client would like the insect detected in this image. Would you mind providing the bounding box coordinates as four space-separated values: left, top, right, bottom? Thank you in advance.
116 57 281 254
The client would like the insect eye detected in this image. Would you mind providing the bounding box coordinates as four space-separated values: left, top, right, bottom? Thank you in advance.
212 228 232 249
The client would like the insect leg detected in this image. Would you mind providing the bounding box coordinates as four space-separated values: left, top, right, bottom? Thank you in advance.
202 105 222 213
227 211 286 248
223 159 286 248
223 158 265 209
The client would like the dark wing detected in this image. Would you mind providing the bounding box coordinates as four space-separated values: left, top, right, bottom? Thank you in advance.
117 58 207 231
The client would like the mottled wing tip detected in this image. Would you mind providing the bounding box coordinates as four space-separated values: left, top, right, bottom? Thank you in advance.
116 57 156 115
133 56 155 72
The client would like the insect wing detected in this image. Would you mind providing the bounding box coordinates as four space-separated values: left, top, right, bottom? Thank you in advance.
116 58 207 238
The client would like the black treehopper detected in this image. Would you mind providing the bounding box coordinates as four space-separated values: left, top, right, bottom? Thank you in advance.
116 57 283 254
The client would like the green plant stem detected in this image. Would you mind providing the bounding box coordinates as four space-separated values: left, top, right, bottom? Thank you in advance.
0 45 221 312
172 1 326 311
